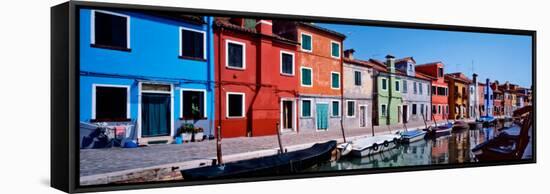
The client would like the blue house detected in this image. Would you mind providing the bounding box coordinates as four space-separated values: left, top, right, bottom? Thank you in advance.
484 78 494 117
79 9 215 144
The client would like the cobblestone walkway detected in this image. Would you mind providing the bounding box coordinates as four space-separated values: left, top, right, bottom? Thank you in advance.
80 120 443 177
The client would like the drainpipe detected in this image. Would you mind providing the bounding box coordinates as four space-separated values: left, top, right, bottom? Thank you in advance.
340 48 346 143
386 55 395 126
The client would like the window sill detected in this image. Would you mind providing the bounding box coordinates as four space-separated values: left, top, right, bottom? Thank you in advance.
178 55 207 61
225 66 246 71
179 117 208 120
281 73 295 77
91 44 131 52
91 118 131 122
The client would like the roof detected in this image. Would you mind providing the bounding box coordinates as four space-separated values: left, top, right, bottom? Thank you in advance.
298 22 346 39
214 18 299 45
145 12 207 25
368 59 388 72
416 72 436 80
416 61 443 67
395 57 416 64
343 57 373 68
444 72 472 84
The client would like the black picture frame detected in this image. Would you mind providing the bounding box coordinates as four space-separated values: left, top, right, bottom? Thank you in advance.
51 1 536 193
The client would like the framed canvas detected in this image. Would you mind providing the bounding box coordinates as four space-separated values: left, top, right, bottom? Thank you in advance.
51 1 536 193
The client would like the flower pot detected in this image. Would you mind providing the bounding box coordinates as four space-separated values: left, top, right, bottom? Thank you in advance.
181 133 192 142
194 132 204 141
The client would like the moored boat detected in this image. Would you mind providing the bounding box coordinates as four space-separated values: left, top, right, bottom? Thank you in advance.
180 140 337 180
452 120 470 131
468 121 483 130
399 129 427 143
425 122 452 137
338 134 401 157
480 116 496 127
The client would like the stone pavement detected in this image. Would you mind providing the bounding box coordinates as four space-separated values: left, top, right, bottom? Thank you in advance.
79 120 448 179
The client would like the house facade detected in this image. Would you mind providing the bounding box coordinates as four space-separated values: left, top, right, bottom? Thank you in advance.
483 79 494 117
491 81 504 117
477 82 486 117
395 57 432 124
372 56 403 126
342 49 374 129
214 18 300 138
445 73 471 120
79 9 215 144
273 21 346 132
468 74 479 119
415 62 449 121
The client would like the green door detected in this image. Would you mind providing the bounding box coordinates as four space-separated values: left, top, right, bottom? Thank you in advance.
316 103 328 130
141 93 171 137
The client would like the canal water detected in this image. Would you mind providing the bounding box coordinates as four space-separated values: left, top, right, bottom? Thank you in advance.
309 123 526 171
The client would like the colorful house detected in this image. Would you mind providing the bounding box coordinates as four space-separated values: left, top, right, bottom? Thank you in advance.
395 57 433 124
477 82 486 117
79 9 215 144
273 21 346 132
483 79 494 117
468 74 480 119
213 18 300 138
371 55 403 126
445 73 471 120
491 80 504 117
500 82 517 117
415 62 449 121
342 49 374 129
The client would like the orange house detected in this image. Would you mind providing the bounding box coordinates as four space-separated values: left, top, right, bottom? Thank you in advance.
416 62 449 121
274 22 346 132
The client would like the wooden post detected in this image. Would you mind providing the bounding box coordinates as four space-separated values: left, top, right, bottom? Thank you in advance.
421 112 428 129
432 113 438 127
216 125 223 165
371 122 375 137
276 122 284 154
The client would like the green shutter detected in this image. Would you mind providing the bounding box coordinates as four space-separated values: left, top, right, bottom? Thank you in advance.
332 101 339 116
331 42 340 57
332 73 340 88
302 100 311 117
301 34 312 51
301 68 312 86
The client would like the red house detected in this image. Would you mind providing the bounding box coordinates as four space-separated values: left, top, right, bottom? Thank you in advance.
491 80 504 117
415 62 449 121
214 18 300 138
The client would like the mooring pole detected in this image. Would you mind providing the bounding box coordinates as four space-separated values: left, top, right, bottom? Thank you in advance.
432 113 438 127
371 122 375 137
421 112 428 129
216 125 223 165
276 122 284 154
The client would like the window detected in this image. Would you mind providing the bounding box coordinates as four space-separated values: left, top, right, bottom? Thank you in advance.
381 78 387 90
403 80 408 93
331 72 340 89
281 51 295 75
412 104 417 115
93 85 129 121
301 33 312 52
226 40 245 69
331 41 340 58
226 92 245 118
180 27 205 59
438 105 442 114
92 10 130 50
181 89 206 119
432 86 436 95
332 101 340 117
413 82 417 94
301 67 313 86
437 87 447 96
395 80 400 92
346 101 356 117
419 83 423 95
354 71 362 86
438 67 443 77
432 105 436 114
301 100 312 117
381 104 387 116
446 105 449 114
421 104 424 114
427 85 430 95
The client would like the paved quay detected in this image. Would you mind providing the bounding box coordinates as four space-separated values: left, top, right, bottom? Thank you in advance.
80 120 453 185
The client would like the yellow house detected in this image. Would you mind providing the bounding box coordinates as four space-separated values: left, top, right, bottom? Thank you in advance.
445 73 471 119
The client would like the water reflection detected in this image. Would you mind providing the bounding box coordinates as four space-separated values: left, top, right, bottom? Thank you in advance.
310 125 520 172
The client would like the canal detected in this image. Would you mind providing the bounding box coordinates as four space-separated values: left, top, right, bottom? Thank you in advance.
309 123 528 171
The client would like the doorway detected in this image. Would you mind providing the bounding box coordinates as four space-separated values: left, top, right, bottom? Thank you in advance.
402 105 408 123
359 105 367 127
316 103 329 131
281 99 295 132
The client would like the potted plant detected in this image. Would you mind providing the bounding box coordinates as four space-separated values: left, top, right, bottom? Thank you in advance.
177 123 194 142
193 127 204 142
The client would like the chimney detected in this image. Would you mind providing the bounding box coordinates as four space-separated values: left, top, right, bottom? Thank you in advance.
472 73 478 86
255 19 273 36
344 49 355 60
386 54 395 73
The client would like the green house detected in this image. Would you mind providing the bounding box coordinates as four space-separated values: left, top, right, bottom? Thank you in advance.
373 55 403 126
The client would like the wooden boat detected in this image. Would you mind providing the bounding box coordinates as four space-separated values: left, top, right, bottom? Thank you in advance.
471 106 532 162
399 129 427 143
180 140 337 181
480 116 496 127
338 134 401 157
425 122 452 137
452 120 470 131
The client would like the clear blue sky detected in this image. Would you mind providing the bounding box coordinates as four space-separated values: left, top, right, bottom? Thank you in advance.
317 23 533 87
